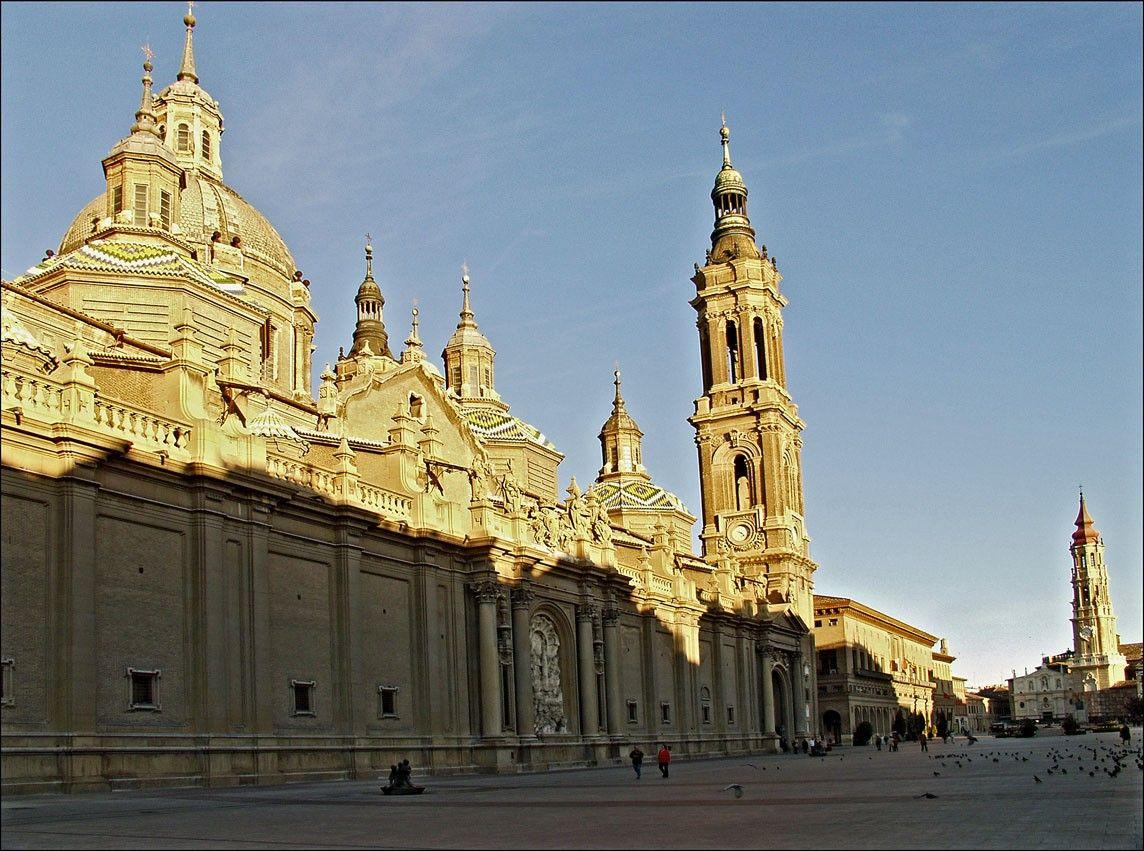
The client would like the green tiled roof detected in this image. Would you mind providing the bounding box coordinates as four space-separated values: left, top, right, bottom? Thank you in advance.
591 479 686 512
16 240 240 291
460 406 551 447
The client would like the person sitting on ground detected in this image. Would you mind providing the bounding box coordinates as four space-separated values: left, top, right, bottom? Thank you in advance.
384 764 399 790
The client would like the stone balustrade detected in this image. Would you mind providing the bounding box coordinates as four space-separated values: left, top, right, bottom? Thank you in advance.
92 397 190 450
267 452 411 521
2 369 64 416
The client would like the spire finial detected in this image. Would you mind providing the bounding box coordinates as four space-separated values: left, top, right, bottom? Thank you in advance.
613 366 624 408
459 263 474 325
364 233 373 279
403 300 425 363
178 0 199 83
130 46 159 136
720 113 732 168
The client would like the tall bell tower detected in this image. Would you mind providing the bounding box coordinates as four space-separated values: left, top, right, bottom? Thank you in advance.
687 118 816 625
1068 491 1126 692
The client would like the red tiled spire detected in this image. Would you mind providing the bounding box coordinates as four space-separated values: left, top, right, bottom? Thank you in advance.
1072 490 1100 545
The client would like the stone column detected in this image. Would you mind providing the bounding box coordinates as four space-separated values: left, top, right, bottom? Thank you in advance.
473 580 503 738
792 651 809 736
602 606 623 737
511 587 535 739
577 605 600 737
760 650 776 736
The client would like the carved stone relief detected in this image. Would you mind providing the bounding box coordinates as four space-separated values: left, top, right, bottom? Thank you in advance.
530 612 567 735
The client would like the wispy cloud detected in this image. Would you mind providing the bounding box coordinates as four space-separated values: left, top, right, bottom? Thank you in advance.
983 113 1143 163
760 112 912 168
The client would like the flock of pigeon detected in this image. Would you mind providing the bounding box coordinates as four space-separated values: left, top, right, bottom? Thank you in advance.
721 735 1143 800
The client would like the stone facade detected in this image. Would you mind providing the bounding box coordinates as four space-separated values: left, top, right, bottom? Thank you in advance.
812 596 956 741
1 10 820 793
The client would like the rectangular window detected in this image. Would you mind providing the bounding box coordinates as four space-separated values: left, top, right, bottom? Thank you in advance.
701 704 711 724
378 685 398 718
660 702 671 724
126 668 160 711
159 190 172 230
1 658 13 706
291 679 315 716
468 364 478 387
627 700 638 723
111 184 123 215
727 706 735 724
814 619 822 628
133 183 148 226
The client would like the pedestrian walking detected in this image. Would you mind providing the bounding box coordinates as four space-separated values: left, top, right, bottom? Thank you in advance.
875 735 882 751
920 732 928 752
1120 724 1130 744
657 744 671 778
629 745 645 779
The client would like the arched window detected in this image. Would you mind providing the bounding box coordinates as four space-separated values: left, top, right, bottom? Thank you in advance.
201 130 212 162
733 455 751 510
725 321 739 383
699 327 713 392
409 394 423 420
753 316 767 380
176 124 191 153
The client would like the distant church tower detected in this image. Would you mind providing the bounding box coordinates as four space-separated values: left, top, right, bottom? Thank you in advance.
688 117 817 626
1068 491 1127 692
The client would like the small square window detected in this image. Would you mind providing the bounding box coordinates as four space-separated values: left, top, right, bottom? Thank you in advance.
660 703 671 724
626 700 638 723
126 668 160 711
814 620 822 628
291 679 316 716
378 685 399 718
727 706 735 724
1 658 14 707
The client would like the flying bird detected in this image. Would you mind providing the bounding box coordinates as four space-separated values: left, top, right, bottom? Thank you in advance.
722 784 744 799
1033 775 1042 783
914 792 938 799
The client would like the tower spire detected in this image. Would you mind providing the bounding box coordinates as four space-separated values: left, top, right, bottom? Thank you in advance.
721 111 732 168
708 114 757 260
402 303 426 365
349 234 392 359
130 47 160 136
178 1 199 84
1073 488 1099 545
613 368 625 412
459 263 475 327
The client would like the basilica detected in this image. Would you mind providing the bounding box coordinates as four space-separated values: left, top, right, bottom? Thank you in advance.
0 10 820 792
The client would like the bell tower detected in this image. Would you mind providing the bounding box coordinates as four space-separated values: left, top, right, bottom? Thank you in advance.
1068 491 1126 692
687 117 816 625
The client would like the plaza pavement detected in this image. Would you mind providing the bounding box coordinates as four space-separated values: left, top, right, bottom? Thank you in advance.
2 731 1141 850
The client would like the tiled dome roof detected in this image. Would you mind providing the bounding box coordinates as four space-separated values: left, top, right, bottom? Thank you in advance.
590 479 686 512
59 173 295 281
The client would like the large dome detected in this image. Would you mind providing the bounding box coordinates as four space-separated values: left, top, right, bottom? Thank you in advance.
59 172 296 281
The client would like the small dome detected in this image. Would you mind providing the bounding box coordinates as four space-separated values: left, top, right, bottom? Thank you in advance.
445 324 493 351
357 278 381 298
60 171 296 281
713 165 747 195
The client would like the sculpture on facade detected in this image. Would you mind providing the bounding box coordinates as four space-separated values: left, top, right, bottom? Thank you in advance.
530 612 567 734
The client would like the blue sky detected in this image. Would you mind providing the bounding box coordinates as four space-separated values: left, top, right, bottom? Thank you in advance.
2 2 1141 687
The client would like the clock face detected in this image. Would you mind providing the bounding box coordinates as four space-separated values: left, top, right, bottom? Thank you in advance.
1078 626 1093 640
728 521 752 545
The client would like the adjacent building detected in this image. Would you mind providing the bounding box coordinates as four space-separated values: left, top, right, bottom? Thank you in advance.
811 596 960 741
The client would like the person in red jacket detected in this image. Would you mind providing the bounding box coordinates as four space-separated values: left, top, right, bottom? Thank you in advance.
657 744 671 778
